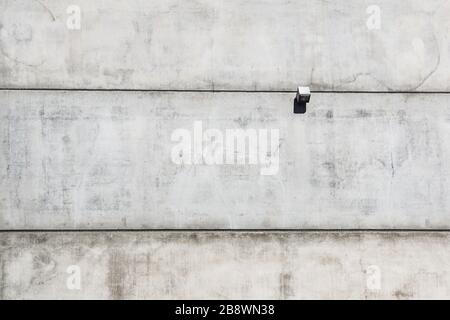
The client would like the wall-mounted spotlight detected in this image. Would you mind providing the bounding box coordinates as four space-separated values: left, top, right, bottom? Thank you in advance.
294 86 310 114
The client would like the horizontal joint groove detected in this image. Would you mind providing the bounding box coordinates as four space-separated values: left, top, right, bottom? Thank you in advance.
0 88 450 94
1 229 450 233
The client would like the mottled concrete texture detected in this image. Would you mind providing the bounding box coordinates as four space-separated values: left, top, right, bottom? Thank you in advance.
2 90 450 229
0 0 449 91
1 0 449 301
1 231 450 299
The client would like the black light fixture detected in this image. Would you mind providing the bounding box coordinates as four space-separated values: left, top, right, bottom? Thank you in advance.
294 86 310 114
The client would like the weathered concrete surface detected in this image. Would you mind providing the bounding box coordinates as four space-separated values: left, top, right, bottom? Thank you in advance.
1 90 450 229
1 231 450 299
0 0 449 91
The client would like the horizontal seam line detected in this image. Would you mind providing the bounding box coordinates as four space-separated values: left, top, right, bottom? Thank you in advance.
0 88 450 94
1 229 450 233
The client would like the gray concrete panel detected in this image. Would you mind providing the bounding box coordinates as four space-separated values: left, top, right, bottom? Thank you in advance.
0 0 448 91
1 90 450 229
1 231 450 299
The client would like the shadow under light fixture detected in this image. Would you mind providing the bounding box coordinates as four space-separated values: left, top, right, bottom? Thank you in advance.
294 86 311 114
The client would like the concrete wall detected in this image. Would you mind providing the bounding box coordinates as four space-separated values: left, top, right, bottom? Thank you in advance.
0 0 449 91
1 90 450 229
1 0 450 299
2 231 450 299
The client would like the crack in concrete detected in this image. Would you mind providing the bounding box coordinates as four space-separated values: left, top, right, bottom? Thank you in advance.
409 33 441 91
35 0 56 21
